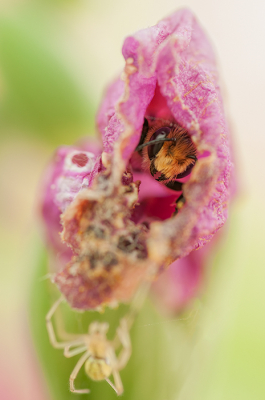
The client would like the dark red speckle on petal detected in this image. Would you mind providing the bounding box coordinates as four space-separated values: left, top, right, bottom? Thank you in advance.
72 153 89 167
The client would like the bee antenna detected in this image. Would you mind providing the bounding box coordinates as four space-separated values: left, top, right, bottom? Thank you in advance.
187 155 197 161
136 137 177 152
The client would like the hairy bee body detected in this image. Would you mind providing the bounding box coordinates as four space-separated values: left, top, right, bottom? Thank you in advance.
135 117 197 213
136 117 197 186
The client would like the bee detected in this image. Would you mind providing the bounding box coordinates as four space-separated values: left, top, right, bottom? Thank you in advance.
135 117 197 213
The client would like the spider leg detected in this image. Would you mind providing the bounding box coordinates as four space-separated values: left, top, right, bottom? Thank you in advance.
64 344 87 358
112 280 151 354
126 280 151 330
116 319 132 370
55 306 83 342
107 370 124 396
103 343 124 395
70 351 91 394
46 296 83 349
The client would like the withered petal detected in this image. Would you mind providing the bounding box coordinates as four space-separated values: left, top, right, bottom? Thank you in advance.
42 9 233 310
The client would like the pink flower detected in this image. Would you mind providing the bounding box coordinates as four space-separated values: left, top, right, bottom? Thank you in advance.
41 9 232 310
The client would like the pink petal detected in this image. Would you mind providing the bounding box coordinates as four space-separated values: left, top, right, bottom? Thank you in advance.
96 8 232 261
43 9 233 310
41 141 102 266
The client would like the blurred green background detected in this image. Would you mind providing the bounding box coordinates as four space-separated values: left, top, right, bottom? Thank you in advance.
1 1 265 400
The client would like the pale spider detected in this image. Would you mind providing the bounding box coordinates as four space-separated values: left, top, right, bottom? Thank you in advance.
46 297 132 395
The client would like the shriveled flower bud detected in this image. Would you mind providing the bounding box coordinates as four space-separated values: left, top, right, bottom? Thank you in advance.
41 9 233 310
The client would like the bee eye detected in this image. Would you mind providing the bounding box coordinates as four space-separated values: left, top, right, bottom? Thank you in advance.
148 127 171 160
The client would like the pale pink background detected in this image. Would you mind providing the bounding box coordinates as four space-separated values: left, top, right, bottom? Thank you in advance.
0 1 264 399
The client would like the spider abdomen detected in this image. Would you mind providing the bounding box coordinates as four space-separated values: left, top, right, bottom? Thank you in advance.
85 357 112 381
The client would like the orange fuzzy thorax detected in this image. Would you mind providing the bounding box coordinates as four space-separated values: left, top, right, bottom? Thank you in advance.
142 122 197 180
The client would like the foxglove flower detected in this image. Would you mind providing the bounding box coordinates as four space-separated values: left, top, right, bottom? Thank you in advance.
41 9 232 310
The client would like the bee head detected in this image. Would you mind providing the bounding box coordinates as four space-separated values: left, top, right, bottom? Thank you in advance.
135 126 176 158
135 119 197 181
